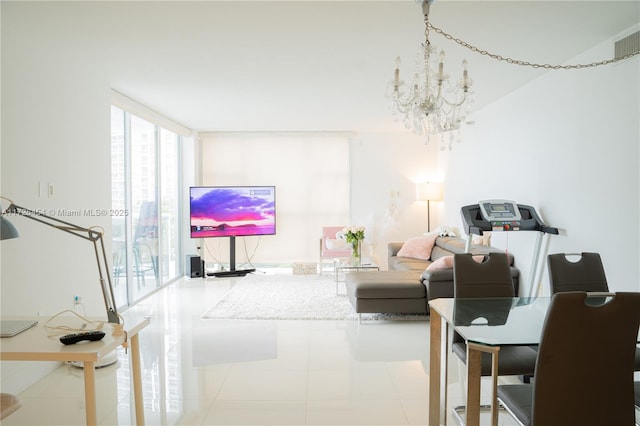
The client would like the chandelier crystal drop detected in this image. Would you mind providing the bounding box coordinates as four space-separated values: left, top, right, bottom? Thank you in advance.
386 0 473 148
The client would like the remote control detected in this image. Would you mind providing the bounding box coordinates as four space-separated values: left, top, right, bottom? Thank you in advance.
59 330 106 345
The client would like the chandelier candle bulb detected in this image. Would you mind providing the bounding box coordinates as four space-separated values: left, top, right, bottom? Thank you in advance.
461 60 470 90
394 57 400 87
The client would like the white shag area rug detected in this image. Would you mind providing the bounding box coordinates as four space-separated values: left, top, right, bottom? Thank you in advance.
202 273 357 320
202 273 427 321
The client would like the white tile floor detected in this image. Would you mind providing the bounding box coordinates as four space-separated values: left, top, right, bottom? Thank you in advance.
3 272 637 425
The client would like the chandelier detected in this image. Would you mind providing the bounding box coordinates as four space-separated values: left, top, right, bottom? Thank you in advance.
386 0 472 148
386 2 639 149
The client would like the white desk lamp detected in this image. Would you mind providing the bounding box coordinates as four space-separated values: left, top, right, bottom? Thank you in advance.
0 197 119 324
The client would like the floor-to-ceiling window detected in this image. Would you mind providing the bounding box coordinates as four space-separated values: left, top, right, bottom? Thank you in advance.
111 106 128 306
111 102 183 308
129 114 159 301
160 129 180 281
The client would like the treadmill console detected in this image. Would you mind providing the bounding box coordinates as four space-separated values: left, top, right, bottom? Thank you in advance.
478 199 521 231
460 201 558 236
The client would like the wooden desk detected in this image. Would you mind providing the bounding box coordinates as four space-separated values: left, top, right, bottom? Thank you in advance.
0 317 149 426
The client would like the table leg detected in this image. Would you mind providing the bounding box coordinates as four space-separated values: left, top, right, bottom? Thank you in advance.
490 349 499 426
466 343 500 426
465 345 482 426
441 319 449 425
83 361 97 426
429 310 443 426
130 333 145 426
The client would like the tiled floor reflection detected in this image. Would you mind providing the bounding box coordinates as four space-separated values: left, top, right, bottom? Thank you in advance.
4 273 635 425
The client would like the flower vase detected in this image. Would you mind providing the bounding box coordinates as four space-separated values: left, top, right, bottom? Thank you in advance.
351 239 362 265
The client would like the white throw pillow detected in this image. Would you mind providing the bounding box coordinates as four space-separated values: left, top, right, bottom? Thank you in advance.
471 232 492 246
325 238 350 250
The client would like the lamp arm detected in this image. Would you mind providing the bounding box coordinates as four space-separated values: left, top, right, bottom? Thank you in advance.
92 233 120 324
5 204 120 324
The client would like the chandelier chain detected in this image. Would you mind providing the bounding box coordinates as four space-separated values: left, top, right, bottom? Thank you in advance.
424 11 430 47
427 22 640 70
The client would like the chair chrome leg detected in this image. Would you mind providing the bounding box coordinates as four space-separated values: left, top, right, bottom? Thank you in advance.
496 397 526 426
452 404 493 426
452 402 517 426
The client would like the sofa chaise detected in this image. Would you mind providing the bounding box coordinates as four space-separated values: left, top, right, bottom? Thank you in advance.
345 236 520 317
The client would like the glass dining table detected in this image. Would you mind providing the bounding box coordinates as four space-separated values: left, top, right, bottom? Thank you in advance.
428 296 640 426
428 297 553 426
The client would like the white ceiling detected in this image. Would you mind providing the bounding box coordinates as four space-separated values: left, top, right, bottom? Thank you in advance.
104 1 640 133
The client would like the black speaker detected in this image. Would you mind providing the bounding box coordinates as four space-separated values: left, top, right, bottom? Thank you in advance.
187 255 203 278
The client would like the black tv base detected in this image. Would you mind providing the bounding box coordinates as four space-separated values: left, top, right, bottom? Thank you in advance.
207 268 255 278
204 236 256 277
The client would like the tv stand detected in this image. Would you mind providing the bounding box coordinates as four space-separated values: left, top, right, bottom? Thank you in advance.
207 236 254 278
207 268 255 278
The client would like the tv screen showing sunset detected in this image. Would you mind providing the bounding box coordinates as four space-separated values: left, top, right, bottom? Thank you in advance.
189 186 276 238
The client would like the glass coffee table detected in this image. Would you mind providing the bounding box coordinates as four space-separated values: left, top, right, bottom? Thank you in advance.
334 258 379 294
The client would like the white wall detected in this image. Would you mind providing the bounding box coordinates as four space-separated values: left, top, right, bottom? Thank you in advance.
1 3 114 391
439 31 640 296
350 132 442 268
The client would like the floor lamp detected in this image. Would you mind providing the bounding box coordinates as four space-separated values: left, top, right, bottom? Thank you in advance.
416 182 443 232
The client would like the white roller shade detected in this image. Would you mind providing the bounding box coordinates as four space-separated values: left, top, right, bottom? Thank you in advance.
198 132 351 265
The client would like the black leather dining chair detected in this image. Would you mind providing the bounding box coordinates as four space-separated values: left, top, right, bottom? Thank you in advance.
452 253 538 373
547 252 640 371
498 292 640 426
451 253 538 425
635 381 640 426
547 252 608 294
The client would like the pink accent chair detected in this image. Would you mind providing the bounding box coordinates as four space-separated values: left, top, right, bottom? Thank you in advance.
319 226 352 274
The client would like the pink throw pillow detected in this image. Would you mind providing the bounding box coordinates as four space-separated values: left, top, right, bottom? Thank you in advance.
397 234 438 260
427 255 486 271
426 256 454 270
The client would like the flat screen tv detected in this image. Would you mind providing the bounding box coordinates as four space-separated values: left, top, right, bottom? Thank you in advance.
189 186 276 238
